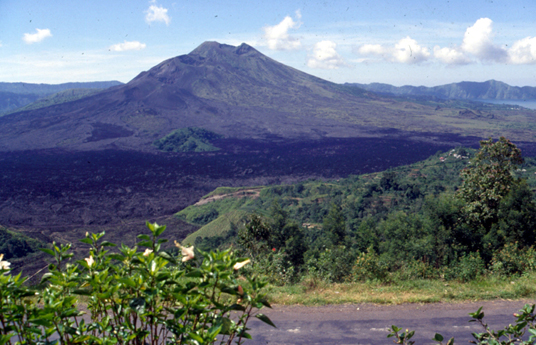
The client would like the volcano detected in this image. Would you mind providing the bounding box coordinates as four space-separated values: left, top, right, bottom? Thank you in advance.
0 41 499 152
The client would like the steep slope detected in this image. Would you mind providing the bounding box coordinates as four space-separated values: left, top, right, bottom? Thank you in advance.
1 42 535 152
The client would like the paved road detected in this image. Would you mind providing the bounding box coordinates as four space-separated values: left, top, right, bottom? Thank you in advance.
243 300 535 345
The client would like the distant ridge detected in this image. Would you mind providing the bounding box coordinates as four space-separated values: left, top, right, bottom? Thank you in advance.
0 81 123 95
346 80 536 100
0 81 123 115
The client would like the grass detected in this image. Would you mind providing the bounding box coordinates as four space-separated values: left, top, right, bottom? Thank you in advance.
263 272 536 306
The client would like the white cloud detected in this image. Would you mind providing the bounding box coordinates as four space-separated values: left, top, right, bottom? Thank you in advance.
461 18 508 62
145 4 170 25
433 46 472 65
109 41 147 52
307 40 346 69
357 37 429 64
359 44 387 56
508 37 536 64
263 11 302 50
23 28 52 44
393 37 430 64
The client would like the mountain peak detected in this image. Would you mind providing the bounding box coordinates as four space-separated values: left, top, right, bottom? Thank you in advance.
190 41 260 59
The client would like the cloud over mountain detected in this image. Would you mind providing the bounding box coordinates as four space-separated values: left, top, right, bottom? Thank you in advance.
461 18 508 63
508 36 536 64
307 41 346 69
357 17 536 67
359 37 430 64
263 11 302 50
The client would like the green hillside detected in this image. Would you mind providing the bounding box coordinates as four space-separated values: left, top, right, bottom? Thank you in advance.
177 143 536 283
179 147 476 242
0 226 46 260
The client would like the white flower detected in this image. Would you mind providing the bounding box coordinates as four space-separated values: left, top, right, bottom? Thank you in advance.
84 255 95 268
143 249 153 257
174 241 195 262
0 254 11 272
233 259 251 270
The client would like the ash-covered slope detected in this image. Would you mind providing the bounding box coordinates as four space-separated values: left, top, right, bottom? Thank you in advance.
0 42 381 151
0 42 526 152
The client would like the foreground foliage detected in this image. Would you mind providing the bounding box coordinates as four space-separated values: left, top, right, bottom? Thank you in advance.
390 303 536 345
0 222 273 345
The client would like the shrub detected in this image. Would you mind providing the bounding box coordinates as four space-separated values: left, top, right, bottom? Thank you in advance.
443 252 485 282
0 222 274 345
490 243 536 276
389 303 536 345
305 246 355 283
392 259 440 281
351 246 388 282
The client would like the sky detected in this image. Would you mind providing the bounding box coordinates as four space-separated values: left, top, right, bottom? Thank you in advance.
1 0 536 87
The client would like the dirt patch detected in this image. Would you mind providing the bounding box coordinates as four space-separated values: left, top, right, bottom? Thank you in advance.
195 188 262 206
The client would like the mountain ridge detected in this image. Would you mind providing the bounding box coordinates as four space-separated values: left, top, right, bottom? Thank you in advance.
0 81 123 115
346 80 536 100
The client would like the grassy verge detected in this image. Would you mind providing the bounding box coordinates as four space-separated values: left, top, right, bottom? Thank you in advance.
263 272 536 305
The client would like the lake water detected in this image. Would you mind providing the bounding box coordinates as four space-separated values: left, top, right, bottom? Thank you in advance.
474 99 536 110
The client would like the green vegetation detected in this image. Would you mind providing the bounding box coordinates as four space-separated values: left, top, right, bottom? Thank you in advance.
0 226 45 260
153 127 223 152
390 303 536 345
179 138 536 291
0 222 273 344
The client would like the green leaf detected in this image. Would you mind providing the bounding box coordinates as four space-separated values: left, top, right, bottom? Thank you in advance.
137 234 151 241
258 297 272 308
155 224 167 237
79 237 93 245
188 333 204 343
138 240 153 248
100 241 116 247
186 270 203 278
40 272 53 283
227 304 246 311
433 333 444 342
39 248 55 256
0 334 14 345
255 313 276 328
237 330 252 340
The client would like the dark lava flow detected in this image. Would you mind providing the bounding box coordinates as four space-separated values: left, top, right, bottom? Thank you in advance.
1 134 534 233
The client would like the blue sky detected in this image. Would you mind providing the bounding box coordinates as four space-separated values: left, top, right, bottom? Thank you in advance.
1 0 536 86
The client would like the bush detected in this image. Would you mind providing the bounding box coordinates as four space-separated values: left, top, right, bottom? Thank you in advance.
443 252 485 282
305 246 356 283
392 259 440 281
490 243 536 276
351 246 388 282
0 222 274 345
245 249 295 286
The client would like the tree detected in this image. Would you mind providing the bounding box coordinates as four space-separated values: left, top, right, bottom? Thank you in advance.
322 203 346 246
457 137 523 233
237 214 270 261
